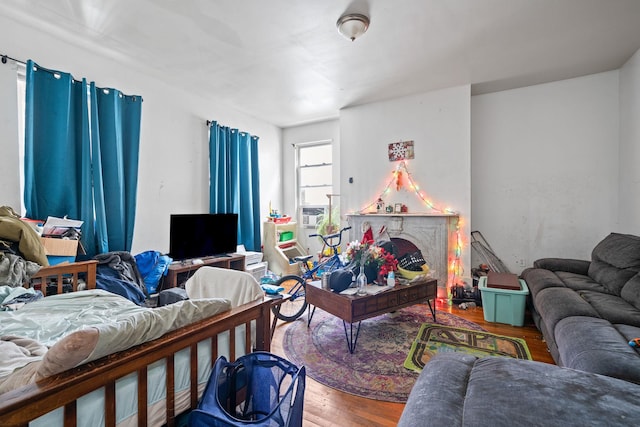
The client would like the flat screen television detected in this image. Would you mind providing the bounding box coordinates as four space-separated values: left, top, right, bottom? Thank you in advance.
169 213 238 261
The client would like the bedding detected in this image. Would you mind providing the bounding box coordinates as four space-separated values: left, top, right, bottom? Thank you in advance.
0 252 41 287
185 266 264 307
0 286 41 310
0 292 269 427
0 205 48 266
0 289 231 395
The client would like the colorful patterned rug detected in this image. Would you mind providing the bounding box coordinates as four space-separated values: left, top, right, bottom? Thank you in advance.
403 323 532 372
281 304 484 402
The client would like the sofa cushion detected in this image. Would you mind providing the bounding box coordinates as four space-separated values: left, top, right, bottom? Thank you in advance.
555 271 608 293
578 290 640 327
398 353 640 427
614 323 640 345
532 257 590 275
520 268 565 299
555 316 640 384
621 273 640 310
535 287 600 336
397 353 476 427
588 233 640 295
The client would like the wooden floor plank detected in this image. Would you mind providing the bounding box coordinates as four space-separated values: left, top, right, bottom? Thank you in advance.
270 299 554 426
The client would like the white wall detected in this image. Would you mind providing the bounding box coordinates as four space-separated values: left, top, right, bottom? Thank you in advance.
340 86 472 282
471 71 620 273
619 48 640 235
0 63 21 210
4 8 636 271
0 13 282 255
281 119 340 255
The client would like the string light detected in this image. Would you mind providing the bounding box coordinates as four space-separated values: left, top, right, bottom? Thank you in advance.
358 161 458 215
356 160 465 289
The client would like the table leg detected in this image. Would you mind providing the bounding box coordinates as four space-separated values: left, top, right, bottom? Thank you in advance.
342 320 362 354
426 299 436 321
307 305 317 327
270 308 279 341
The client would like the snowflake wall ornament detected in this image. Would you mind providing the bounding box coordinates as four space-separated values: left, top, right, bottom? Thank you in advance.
388 140 414 161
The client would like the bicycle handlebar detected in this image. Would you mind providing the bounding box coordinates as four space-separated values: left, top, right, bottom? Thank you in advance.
309 226 352 248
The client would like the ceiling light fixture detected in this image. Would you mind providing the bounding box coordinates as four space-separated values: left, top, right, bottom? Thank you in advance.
336 13 370 41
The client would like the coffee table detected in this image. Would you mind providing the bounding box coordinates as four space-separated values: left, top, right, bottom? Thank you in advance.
305 278 437 353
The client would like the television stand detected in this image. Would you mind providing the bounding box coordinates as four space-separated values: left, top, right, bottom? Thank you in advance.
163 254 245 289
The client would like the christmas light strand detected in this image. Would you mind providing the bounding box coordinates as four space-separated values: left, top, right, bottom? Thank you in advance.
358 161 458 214
355 160 464 289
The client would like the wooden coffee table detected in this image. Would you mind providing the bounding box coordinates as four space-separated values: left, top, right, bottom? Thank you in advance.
305 278 437 353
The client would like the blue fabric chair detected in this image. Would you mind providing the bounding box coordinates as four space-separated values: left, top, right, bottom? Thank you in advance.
189 352 305 427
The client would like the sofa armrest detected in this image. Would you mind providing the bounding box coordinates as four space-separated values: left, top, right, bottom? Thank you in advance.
533 258 590 275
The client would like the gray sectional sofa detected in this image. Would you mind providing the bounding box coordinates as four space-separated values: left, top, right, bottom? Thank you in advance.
520 232 640 383
399 232 640 425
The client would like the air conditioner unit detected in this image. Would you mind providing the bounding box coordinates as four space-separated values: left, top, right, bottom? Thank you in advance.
301 206 327 228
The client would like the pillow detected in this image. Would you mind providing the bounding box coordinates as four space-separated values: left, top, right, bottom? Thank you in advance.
37 328 99 378
590 233 640 269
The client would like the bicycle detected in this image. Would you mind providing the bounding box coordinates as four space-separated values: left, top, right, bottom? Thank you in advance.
271 226 352 322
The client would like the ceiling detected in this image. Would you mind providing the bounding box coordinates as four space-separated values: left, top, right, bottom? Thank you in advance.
3 0 640 128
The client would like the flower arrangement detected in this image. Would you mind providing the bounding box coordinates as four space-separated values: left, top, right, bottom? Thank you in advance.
345 240 398 277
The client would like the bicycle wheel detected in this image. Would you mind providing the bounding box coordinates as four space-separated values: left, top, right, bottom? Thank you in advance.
272 275 308 322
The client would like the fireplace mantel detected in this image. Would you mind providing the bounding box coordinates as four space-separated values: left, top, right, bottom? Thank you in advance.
346 213 459 295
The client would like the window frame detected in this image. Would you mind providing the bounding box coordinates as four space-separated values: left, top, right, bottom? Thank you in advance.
294 140 332 228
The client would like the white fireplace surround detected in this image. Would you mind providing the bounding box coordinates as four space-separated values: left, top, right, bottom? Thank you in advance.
346 213 459 293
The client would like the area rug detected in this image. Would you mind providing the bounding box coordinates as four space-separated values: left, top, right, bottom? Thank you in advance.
281 304 484 402
403 323 532 372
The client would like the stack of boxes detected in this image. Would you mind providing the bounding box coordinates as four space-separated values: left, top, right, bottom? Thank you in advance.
237 245 268 282
40 237 79 265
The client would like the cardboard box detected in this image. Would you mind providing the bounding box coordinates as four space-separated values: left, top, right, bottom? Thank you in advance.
41 237 78 265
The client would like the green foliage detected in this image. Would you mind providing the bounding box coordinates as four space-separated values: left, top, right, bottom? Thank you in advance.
315 206 340 237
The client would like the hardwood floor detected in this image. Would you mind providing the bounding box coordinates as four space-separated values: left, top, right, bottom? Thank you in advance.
269 299 554 427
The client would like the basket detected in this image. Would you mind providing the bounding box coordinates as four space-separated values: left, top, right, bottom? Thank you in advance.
398 264 430 280
189 352 305 427
268 216 292 224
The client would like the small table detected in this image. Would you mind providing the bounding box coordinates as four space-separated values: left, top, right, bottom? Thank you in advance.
306 278 437 353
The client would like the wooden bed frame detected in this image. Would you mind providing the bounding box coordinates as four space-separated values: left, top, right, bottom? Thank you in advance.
0 289 272 427
25 260 98 296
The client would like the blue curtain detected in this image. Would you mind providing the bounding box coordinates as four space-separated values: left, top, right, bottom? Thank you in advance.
24 61 142 256
209 121 261 251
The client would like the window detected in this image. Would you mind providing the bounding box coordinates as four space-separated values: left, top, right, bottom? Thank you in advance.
295 141 332 227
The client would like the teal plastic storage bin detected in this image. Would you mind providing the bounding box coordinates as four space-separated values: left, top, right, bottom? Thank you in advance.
478 276 529 326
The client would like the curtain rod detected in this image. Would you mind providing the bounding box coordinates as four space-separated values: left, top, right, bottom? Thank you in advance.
1 54 26 66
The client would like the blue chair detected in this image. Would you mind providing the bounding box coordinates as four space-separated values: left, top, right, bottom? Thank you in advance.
189 352 305 427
